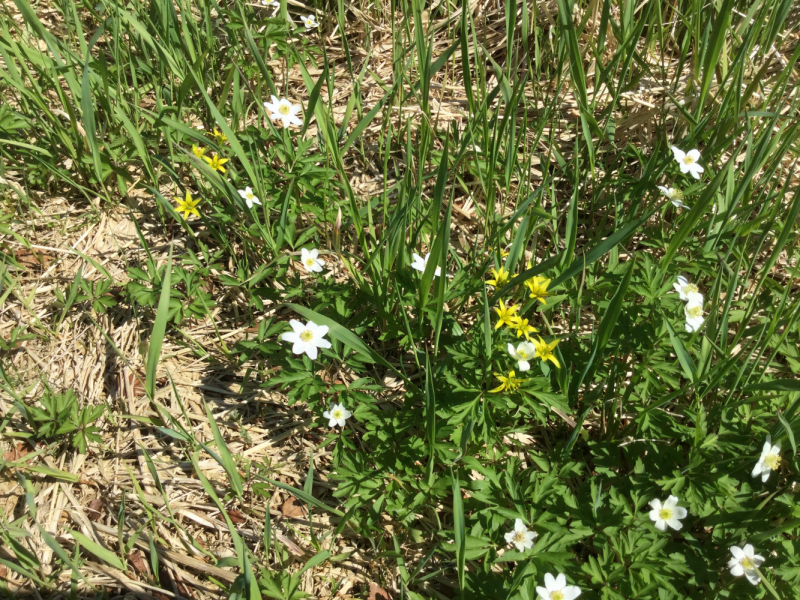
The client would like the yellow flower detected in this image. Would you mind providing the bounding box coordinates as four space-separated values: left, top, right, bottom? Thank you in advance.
486 266 509 288
203 153 229 173
175 190 201 219
532 337 560 369
490 370 524 393
212 128 227 144
525 276 552 304
192 145 206 159
511 316 539 341
494 300 520 330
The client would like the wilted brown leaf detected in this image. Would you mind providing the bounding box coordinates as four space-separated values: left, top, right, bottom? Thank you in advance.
368 581 391 600
14 248 53 270
128 549 148 576
86 498 104 522
2 442 31 462
281 497 306 519
228 509 246 524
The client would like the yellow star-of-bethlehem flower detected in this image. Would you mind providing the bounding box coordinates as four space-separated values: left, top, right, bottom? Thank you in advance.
203 153 229 173
494 300 520 330
175 190 201 219
533 337 560 369
490 370 524 393
212 128 227 144
512 316 539 340
525 276 552 304
486 266 509 288
192 145 207 159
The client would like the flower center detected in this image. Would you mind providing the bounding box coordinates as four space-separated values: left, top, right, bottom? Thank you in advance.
671 189 684 200
333 410 342 419
279 104 291 115
306 258 315 266
741 557 754 570
685 283 698 294
659 508 673 520
246 192 253 199
513 531 526 543
683 156 695 165
687 306 702 318
518 350 526 358
300 329 314 342
551 592 564 600
764 454 780 469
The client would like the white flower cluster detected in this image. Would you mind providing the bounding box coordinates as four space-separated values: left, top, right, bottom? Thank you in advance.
674 275 704 333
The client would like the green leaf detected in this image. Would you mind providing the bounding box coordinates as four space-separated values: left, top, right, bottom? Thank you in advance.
145 246 172 400
665 319 697 383
70 530 125 571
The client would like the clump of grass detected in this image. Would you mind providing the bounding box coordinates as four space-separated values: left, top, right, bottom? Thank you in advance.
1 0 799 598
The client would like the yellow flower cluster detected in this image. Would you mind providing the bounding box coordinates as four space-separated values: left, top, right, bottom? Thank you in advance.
490 272 560 393
175 128 231 220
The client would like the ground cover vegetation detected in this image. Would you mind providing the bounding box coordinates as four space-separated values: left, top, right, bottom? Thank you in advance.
1 0 799 598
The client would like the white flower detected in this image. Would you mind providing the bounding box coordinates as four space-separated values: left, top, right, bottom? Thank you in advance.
300 14 318 29
300 248 325 273
322 403 351 428
263 95 303 129
648 495 688 531
261 0 279 9
671 147 704 179
280 319 331 359
728 544 765 585
507 341 537 372
658 185 689 209
673 275 703 303
503 518 537 552
536 573 581 600
684 300 704 333
410 252 442 278
752 436 781 482
237 186 262 208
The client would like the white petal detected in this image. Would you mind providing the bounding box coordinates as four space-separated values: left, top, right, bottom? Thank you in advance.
544 573 556 591
654 519 667 531
304 344 318 360
671 146 686 160
730 564 744 577
310 263 323 272
658 186 668 194
761 470 770 482
315 325 329 337
518 360 531 372
289 319 305 333
564 586 581 600
679 162 691 174
730 546 745 560
687 149 701 161
742 544 755 556
514 518 525 531
292 340 310 355
536 587 549 600
664 495 679 508
504 531 515 544
667 517 683 530
751 461 764 478
649 509 661 522
649 498 662 510
281 331 299 344
316 338 332 349
673 506 687 519
301 248 310 261
507 343 517 357
744 570 761 585
554 574 566 590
